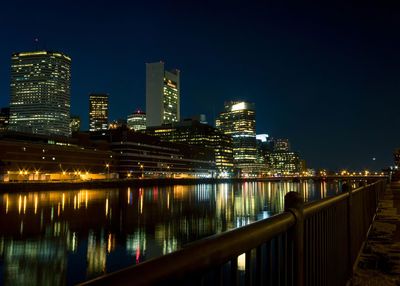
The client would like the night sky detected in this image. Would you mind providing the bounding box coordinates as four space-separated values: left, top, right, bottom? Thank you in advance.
0 1 399 171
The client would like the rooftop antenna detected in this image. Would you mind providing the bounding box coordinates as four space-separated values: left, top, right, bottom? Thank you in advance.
34 37 39 51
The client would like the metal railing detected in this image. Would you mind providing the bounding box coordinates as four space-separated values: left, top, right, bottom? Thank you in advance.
80 179 386 286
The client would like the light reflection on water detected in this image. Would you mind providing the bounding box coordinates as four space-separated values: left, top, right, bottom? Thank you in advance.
0 180 340 285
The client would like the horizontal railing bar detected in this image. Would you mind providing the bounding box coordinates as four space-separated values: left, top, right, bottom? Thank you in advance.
304 181 382 219
304 193 348 219
79 212 295 286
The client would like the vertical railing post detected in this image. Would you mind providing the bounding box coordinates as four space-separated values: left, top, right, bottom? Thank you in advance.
285 192 304 286
342 182 353 278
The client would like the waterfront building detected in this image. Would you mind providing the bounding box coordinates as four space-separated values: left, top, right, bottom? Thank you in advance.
127 110 146 131
146 119 234 174
0 107 10 132
146 62 180 127
100 129 216 178
256 134 270 166
89 93 109 132
0 132 118 181
70 115 81 133
299 159 307 173
216 101 257 173
9 51 71 137
269 151 300 175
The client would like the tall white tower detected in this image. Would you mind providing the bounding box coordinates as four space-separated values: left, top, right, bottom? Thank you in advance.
146 61 180 127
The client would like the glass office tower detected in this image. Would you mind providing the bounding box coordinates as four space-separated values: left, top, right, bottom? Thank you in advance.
9 51 71 136
216 101 257 168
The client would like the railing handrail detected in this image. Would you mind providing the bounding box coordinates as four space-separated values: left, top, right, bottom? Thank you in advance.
303 182 378 219
304 192 349 219
79 212 295 285
80 179 386 286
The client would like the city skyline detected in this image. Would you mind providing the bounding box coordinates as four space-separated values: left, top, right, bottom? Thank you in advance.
0 1 399 170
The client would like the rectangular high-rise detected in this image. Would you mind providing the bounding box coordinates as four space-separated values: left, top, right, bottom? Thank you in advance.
9 51 71 136
146 62 180 127
216 101 257 169
89 93 109 132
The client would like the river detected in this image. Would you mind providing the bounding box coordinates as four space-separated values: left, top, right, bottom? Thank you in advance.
0 180 343 285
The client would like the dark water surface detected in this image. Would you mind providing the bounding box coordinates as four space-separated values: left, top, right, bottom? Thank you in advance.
0 180 342 285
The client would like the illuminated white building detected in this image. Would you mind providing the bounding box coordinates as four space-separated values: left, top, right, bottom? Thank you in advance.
9 51 71 136
146 62 180 127
127 110 146 131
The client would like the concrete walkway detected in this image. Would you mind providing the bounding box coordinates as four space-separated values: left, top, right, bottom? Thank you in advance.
352 181 400 285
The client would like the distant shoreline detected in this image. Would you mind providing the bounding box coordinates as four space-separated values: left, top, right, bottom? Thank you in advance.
0 176 385 193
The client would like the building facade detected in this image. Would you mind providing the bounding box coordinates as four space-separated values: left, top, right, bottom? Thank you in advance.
89 93 109 132
0 132 118 181
70 115 81 133
269 151 300 175
127 110 146 131
216 101 257 172
146 62 180 127
0 107 10 132
101 129 216 178
146 120 234 173
9 51 71 137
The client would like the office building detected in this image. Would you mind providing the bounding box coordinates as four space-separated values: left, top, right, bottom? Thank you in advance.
89 93 109 132
9 51 71 136
216 101 257 171
92 129 216 178
70 115 81 132
146 62 180 127
146 119 234 173
299 159 307 173
0 132 118 181
0 107 10 131
269 151 300 175
127 110 146 131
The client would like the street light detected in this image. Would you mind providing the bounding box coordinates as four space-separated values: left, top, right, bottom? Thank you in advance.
106 163 110 179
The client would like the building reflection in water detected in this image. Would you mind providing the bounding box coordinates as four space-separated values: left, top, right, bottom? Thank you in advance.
0 180 340 285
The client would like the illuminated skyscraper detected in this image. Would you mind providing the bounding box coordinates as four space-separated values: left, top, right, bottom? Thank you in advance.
127 110 146 131
89 93 109 132
216 101 257 170
146 62 180 127
9 51 71 136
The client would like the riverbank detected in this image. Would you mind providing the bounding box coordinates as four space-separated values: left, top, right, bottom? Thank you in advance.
0 175 385 193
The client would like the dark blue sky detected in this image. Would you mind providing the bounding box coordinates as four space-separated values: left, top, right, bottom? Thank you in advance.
1 0 399 171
